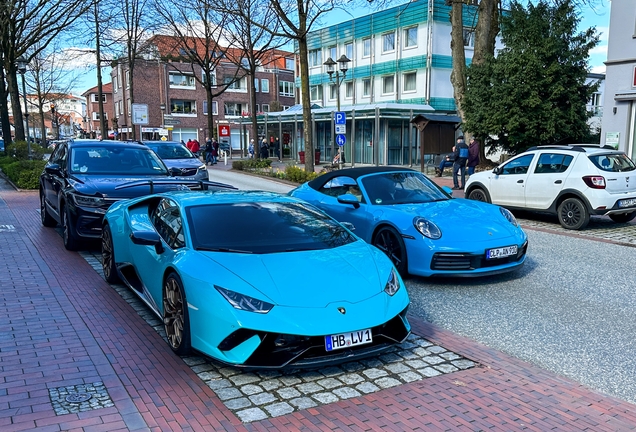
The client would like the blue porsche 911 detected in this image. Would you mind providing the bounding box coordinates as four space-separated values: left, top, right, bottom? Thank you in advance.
289 167 528 278
101 190 411 368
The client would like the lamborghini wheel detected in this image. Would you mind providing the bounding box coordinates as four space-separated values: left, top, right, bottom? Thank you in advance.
163 272 191 356
101 224 120 284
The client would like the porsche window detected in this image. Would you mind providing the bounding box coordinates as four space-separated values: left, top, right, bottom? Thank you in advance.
187 202 355 253
361 172 448 205
70 146 168 175
318 176 358 198
152 198 185 249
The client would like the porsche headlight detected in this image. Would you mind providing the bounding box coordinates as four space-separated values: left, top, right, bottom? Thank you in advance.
384 268 401 296
70 193 106 208
413 217 442 239
215 286 274 314
500 207 518 227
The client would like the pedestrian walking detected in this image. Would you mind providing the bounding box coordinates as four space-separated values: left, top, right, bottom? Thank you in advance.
467 137 481 176
452 136 469 190
248 139 255 158
204 137 214 165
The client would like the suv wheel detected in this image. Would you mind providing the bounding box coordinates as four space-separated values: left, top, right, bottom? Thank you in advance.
62 206 80 251
557 198 589 230
467 187 490 203
609 212 636 224
40 192 57 227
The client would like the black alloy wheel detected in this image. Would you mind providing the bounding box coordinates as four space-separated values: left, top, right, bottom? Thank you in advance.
163 273 191 356
467 188 490 203
62 206 80 251
557 198 590 230
101 224 120 284
40 192 57 227
372 226 407 275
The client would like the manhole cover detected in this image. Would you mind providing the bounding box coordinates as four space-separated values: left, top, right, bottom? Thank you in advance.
65 393 92 403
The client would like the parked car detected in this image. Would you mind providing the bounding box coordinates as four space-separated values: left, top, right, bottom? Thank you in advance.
289 167 528 278
465 144 636 230
39 139 234 250
0 138 4 152
101 190 411 367
143 141 208 181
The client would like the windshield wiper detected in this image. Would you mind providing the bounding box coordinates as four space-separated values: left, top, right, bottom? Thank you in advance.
196 247 253 254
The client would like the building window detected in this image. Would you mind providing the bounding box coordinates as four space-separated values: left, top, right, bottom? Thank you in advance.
115 103 119 116
127 98 131 116
261 78 269 93
310 85 323 101
328 46 337 61
255 104 260 113
91 94 106 103
285 58 295 70
224 102 244 116
345 43 353 60
463 28 475 48
404 27 418 48
403 72 416 92
113 79 118 93
224 76 244 90
117 74 121 90
171 99 197 114
362 38 371 58
382 33 395 52
262 104 270 113
254 78 259 92
329 84 337 100
203 100 218 115
279 81 295 97
169 72 196 88
345 81 353 98
92 112 107 120
125 71 130 88
382 75 394 94
202 71 217 86
309 49 322 67
363 79 371 97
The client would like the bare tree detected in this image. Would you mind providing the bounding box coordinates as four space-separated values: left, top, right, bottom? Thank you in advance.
0 0 90 143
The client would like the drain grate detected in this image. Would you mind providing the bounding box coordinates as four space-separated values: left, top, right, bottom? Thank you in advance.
49 382 114 415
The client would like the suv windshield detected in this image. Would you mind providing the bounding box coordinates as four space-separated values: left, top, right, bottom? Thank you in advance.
146 143 194 159
589 153 636 172
187 201 355 254
70 146 168 175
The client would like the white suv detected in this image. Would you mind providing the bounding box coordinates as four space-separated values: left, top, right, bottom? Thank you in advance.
464 144 636 230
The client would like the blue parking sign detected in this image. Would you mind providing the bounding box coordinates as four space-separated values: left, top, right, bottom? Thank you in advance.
335 112 346 125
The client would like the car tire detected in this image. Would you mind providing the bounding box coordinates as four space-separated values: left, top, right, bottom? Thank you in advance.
101 224 121 284
163 272 191 356
372 226 408 275
557 198 589 230
62 205 80 251
609 212 636 223
40 191 57 227
467 187 490 203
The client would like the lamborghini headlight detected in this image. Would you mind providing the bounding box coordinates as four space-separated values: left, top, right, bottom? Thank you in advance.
215 286 274 314
70 193 106 208
384 268 401 296
500 207 518 227
413 217 442 239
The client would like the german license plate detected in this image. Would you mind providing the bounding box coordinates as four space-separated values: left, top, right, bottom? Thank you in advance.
325 329 372 351
618 198 636 208
486 245 517 259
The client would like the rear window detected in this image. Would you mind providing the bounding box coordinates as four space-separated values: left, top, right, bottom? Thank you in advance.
186 201 355 254
589 153 636 172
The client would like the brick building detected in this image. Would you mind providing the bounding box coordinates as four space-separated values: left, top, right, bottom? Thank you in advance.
110 35 296 148
82 82 113 139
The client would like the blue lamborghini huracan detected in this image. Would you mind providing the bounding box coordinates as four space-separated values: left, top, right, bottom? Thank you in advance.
290 167 528 278
101 190 411 368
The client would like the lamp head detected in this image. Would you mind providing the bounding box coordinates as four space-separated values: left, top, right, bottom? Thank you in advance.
336 55 351 74
323 57 336 77
16 56 28 74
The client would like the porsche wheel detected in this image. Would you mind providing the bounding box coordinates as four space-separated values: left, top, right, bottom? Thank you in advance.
557 198 589 230
163 273 191 356
40 191 57 227
373 226 407 275
62 205 80 251
101 224 120 284
467 187 490 203
609 212 636 223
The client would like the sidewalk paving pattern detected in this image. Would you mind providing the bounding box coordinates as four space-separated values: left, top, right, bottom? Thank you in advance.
1 169 636 431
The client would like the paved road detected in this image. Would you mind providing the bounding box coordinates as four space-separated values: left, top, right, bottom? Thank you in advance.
210 168 636 404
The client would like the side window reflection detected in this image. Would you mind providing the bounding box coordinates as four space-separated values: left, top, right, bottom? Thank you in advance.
152 199 185 249
501 154 534 175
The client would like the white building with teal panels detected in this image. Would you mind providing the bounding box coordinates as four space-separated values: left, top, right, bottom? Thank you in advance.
269 0 492 166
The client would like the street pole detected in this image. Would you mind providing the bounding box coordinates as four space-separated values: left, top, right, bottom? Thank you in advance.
324 55 350 170
16 57 30 157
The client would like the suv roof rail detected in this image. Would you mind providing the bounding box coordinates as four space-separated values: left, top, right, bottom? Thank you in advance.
526 145 586 152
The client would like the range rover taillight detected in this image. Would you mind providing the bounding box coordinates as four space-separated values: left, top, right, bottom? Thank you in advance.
582 176 606 189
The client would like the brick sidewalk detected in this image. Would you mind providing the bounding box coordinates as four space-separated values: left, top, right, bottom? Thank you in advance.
1 185 636 431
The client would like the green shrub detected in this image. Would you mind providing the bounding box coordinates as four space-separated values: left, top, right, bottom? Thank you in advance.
284 165 319 183
232 158 272 172
0 159 46 189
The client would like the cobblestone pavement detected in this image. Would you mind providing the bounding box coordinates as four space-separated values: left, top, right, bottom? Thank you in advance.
80 251 476 423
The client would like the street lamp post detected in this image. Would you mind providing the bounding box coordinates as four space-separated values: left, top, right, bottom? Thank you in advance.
16 56 30 157
324 54 350 170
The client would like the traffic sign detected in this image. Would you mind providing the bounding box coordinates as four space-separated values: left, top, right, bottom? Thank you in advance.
163 119 181 125
335 124 346 134
336 134 346 146
335 111 346 125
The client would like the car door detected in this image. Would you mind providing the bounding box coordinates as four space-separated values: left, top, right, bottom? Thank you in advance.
42 144 68 219
314 175 374 240
488 154 536 207
524 152 574 209
131 198 183 312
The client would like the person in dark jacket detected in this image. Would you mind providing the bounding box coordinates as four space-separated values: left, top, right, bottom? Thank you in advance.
452 136 469 190
436 147 455 177
467 137 481 176
204 137 214 165
260 138 269 159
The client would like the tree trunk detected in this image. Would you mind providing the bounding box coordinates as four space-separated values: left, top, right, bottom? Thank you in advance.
298 35 314 172
450 2 467 125
0 65 12 143
95 2 108 139
7 67 26 142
